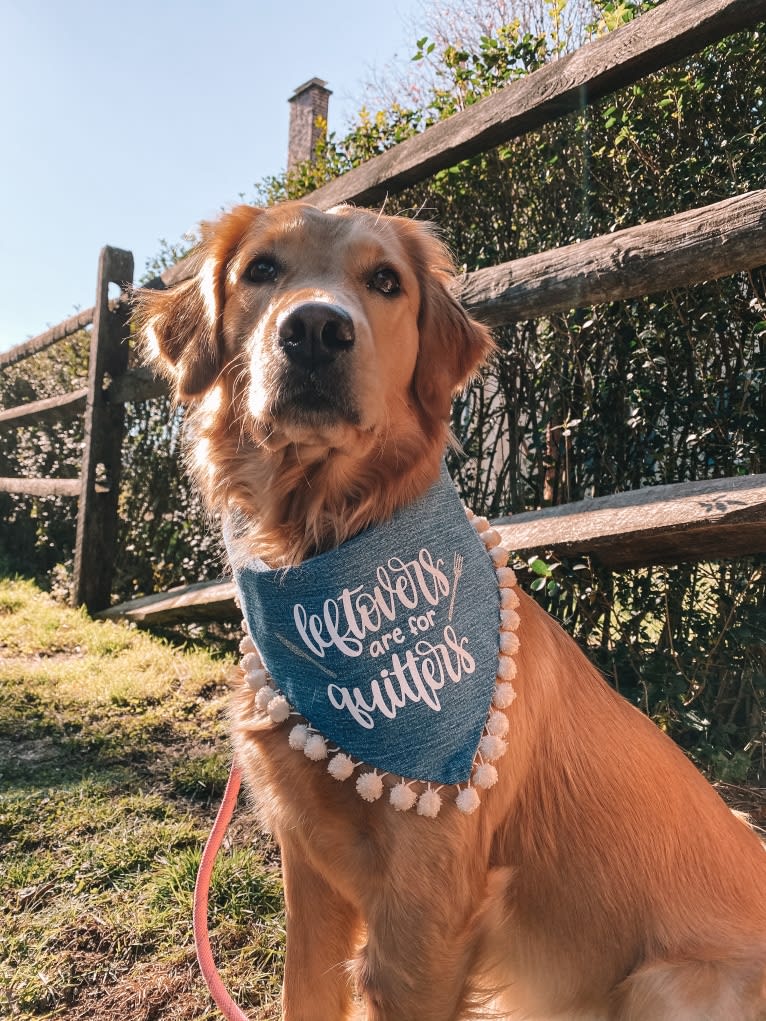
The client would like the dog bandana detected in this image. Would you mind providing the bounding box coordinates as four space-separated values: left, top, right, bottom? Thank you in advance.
228 464 521 816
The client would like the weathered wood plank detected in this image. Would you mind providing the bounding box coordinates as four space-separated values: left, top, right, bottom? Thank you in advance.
306 0 766 210
99 475 766 625
494 475 766 568
459 189 766 323
106 367 169 404
0 388 88 428
0 368 167 428
0 477 82 498
160 262 191 288
72 247 134 613
0 308 97 370
95 579 239 625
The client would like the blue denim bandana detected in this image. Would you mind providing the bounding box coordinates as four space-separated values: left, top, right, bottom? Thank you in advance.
229 465 502 786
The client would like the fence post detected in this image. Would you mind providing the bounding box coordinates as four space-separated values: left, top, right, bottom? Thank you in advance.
72 246 134 612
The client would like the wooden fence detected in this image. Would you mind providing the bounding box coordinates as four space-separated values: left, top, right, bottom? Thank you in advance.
2 0 766 620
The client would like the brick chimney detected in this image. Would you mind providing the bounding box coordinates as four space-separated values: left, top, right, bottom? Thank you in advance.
287 78 332 170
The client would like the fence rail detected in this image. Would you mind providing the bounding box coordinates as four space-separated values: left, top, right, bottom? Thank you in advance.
0 300 124 371
0 477 83 498
95 473 766 626
495 474 766 568
460 189 766 323
1 0 765 615
0 387 88 426
306 0 766 210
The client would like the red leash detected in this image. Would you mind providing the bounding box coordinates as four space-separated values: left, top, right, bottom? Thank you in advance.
193 759 252 1021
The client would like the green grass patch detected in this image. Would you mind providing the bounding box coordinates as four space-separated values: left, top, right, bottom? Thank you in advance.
0 579 283 1020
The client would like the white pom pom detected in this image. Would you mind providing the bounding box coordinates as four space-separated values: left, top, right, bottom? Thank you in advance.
328 753 355 780
267 695 291 723
254 685 276 712
288 724 309 750
486 710 509 737
500 631 520 656
304 734 328 761
497 655 518 682
389 783 418 812
241 651 262 673
417 788 442 818
472 516 490 533
239 634 257 655
473 762 498 789
481 529 501 550
455 787 481 814
500 608 521 632
493 682 517 708
464 507 475 520
500 586 520 610
245 668 269 692
356 771 384 802
496 566 518 588
490 545 508 567
479 734 507 761
240 617 250 635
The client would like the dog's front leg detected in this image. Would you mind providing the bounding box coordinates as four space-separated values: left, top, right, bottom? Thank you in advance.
356 892 482 1021
281 840 362 1021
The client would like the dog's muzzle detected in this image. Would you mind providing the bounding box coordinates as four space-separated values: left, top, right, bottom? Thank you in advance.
270 301 360 426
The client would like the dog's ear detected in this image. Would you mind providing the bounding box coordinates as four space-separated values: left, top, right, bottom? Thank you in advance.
403 221 495 421
136 273 219 401
134 205 263 401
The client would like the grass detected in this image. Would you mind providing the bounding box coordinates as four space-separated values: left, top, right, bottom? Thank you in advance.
0 579 284 1020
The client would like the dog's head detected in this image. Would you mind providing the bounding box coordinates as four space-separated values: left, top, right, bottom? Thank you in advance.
134 202 493 559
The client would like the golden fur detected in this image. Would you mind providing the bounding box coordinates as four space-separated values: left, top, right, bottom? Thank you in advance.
136 201 766 1021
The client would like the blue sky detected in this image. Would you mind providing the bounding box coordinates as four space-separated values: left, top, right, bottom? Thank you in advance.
0 0 426 351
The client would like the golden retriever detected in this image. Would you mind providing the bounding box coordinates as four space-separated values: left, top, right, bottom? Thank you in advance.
136 201 766 1021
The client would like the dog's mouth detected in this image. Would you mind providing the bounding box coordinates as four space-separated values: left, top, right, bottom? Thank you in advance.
269 367 361 427
252 300 364 431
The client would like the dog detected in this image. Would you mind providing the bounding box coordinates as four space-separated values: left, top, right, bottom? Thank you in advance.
136 201 766 1021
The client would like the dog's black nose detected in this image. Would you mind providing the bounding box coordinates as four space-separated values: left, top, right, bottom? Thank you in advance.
278 303 355 368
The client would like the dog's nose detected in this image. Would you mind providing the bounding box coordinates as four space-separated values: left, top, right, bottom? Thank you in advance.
278 303 355 368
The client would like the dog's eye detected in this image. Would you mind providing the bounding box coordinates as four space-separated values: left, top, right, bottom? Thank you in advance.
247 256 279 283
368 267 400 296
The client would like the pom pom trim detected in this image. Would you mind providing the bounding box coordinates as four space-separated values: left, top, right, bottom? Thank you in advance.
236 504 521 818
390 782 418 812
417 786 443 818
455 786 481 814
356 770 385 802
328 753 356 781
